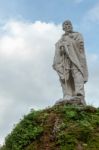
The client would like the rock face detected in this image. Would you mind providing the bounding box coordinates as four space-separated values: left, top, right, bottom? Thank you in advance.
1 103 99 150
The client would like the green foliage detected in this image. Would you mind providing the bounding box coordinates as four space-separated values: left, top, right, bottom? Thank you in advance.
54 105 99 150
3 110 43 150
57 131 77 149
1 104 99 150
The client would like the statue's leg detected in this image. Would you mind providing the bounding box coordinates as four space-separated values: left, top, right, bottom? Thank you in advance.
60 77 73 100
72 65 86 104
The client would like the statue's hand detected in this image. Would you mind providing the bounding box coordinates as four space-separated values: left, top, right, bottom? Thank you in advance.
60 46 66 56
60 78 65 84
84 80 87 84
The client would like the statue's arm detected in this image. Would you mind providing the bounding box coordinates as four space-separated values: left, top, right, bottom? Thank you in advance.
76 33 88 82
53 42 65 80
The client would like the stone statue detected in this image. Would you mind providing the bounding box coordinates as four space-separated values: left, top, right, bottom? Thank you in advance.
53 20 88 105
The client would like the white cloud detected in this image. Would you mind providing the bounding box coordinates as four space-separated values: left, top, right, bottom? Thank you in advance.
0 21 61 59
0 20 62 145
0 20 99 145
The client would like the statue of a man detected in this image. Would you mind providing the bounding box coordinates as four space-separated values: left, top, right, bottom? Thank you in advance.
53 20 88 104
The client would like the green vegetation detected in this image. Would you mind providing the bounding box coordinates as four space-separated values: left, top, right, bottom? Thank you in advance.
1 104 99 150
0 110 43 150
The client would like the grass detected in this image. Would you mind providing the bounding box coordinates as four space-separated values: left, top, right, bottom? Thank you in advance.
1 104 99 150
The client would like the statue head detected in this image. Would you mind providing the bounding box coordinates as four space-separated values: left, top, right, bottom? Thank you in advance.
62 20 73 33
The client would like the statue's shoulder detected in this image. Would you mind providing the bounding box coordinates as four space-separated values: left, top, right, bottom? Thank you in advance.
72 31 82 36
55 35 63 46
72 32 83 40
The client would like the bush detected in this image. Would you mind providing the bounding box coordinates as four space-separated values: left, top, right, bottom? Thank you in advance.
4 110 43 150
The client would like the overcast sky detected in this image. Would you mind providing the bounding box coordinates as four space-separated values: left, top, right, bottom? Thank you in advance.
0 0 99 145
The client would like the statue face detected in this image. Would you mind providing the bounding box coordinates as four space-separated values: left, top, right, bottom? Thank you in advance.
62 21 73 33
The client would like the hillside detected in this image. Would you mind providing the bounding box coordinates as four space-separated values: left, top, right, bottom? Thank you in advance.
1 103 99 150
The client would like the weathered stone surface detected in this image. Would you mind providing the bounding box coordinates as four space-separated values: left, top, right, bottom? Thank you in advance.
53 20 88 105
55 98 86 106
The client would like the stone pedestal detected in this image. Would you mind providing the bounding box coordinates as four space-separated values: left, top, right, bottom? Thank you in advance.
55 97 86 106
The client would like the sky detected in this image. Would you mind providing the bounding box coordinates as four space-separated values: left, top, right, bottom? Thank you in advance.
0 0 99 146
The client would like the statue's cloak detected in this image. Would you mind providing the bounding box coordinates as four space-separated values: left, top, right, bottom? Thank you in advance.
53 32 88 82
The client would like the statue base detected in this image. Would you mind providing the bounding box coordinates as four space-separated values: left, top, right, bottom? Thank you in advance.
55 96 86 106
